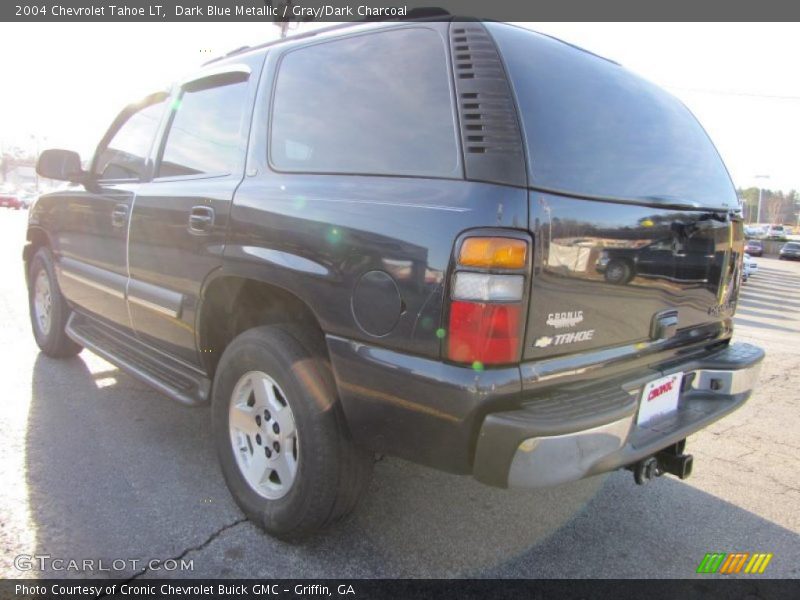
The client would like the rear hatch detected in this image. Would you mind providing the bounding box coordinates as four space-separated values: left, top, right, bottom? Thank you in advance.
486 23 743 360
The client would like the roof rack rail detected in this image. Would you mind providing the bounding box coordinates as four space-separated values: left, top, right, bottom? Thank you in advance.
203 7 452 66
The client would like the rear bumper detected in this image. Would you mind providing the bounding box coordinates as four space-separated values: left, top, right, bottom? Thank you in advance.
475 342 764 488
326 334 763 484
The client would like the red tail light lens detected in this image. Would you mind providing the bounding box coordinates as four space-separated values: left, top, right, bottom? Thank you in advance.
448 301 522 365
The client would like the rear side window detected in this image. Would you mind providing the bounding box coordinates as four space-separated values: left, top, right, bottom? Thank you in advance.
270 28 459 178
95 97 166 180
158 74 250 178
486 23 737 208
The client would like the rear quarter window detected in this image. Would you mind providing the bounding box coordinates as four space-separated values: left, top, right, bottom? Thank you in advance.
269 27 460 178
486 22 737 208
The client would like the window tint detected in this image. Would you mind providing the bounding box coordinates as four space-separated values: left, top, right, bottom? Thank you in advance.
486 23 737 208
271 28 458 178
158 77 249 178
95 98 165 180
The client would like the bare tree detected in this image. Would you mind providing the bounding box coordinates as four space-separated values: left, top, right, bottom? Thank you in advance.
765 191 789 225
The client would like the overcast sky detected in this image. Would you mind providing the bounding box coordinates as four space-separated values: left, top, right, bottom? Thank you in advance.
1 22 798 192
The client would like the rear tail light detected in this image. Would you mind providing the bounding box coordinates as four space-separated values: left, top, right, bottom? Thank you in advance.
459 237 527 269
448 301 522 365
447 236 529 366
452 273 524 302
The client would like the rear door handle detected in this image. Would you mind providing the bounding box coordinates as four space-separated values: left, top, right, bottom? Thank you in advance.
188 205 215 234
111 204 129 228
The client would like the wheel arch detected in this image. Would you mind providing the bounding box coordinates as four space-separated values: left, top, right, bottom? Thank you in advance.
23 226 54 284
196 267 328 377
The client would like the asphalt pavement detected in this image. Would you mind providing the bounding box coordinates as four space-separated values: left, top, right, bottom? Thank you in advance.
0 210 798 579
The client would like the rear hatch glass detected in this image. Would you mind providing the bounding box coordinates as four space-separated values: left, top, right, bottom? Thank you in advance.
486 22 738 210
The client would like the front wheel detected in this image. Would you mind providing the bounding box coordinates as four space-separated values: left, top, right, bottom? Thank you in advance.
604 259 632 284
28 247 83 358
212 325 373 540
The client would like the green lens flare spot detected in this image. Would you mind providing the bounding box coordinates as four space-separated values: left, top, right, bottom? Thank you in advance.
293 195 307 210
325 227 342 244
171 98 182 111
471 361 484 372
435 327 446 339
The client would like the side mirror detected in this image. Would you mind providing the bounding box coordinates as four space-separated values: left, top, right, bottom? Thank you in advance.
36 149 86 183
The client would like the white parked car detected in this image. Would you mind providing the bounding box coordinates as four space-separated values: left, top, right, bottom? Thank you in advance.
766 225 786 239
743 253 758 281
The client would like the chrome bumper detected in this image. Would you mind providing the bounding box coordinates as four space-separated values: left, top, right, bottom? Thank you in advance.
476 342 765 489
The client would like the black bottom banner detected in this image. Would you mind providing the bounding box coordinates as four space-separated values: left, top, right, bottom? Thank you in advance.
1 579 799 600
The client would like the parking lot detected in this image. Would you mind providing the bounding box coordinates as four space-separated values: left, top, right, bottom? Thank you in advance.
0 209 798 579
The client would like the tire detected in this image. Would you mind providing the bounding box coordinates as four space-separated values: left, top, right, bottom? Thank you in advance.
28 247 83 358
604 259 632 284
212 325 373 540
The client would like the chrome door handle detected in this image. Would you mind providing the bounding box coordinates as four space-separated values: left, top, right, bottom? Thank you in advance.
188 206 215 234
111 204 129 228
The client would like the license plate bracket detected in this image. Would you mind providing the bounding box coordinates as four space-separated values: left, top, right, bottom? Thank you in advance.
637 372 683 425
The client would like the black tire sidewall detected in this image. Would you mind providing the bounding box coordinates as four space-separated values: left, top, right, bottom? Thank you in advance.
211 326 344 538
605 260 631 284
28 247 73 355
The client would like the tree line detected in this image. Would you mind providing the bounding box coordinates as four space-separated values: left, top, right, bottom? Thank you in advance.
737 188 800 226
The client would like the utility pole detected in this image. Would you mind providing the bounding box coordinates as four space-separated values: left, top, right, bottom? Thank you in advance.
755 174 770 225
272 0 296 38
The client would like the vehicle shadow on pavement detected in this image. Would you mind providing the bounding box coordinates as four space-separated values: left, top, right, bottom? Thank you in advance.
25 352 243 579
481 472 800 578
25 352 800 578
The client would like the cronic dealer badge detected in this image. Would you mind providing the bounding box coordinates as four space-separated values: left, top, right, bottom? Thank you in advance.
546 310 584 329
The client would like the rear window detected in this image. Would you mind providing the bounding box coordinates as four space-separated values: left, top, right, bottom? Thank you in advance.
486 23 737 208
270 27 459 178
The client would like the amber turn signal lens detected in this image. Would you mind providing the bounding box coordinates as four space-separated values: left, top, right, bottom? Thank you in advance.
458 237 527 269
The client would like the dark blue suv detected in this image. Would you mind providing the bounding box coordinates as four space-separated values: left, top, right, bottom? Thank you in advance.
27 20 763 538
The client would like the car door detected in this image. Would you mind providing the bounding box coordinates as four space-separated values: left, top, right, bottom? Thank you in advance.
634 238 675 279
54 93 168 332
674 236 716 282
126 58 262 365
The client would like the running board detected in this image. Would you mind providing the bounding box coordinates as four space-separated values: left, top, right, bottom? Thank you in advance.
66 313 210 406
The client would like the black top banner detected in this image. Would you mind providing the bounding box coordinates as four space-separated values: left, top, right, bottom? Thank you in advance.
4 0 800 22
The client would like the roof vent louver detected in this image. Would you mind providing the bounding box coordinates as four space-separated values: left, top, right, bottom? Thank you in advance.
449 23 527 188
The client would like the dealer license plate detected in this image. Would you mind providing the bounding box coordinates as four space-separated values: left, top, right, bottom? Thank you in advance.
637 372 683 425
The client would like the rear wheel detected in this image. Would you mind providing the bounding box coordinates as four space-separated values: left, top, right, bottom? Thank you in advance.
212 325 372 539
28 247 83 358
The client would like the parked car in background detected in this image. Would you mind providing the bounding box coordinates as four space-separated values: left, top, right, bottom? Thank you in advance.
0 193 22 209
743 254 758 281
779 242 800 260
767 225 786 239
744 239 763 256
25 20 765 539
744 226 762 238
18 193 38 209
